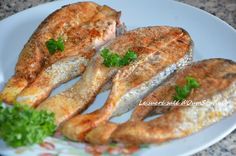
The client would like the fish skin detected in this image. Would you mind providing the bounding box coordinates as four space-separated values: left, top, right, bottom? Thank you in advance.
85 122 118 145
111 58 236 145
16 56 89 106
0 2 122 105
61 26 193 142
1 2 100 103
130 77 176 121
16 13 120 107
85 76 175 145
37 26 183 126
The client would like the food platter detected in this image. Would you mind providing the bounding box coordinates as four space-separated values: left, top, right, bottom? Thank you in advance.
0 0 236 156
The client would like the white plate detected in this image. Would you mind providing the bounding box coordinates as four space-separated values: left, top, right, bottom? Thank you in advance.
0 0 236 156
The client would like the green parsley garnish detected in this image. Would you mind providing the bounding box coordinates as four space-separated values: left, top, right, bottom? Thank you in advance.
109 142 118 147
101 48 137 67
173 76 200 102
46 37 65 54
0 104 56 147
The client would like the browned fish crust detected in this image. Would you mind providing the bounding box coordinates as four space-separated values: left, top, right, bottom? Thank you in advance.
1 2 122 104
17 2 102 81
111 58 236 145
85 122 118 144
61 26 193 142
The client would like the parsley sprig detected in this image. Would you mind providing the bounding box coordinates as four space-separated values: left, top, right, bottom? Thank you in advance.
101 48 137 67
46 37 65 54
0 103 56 147
173 76 200 102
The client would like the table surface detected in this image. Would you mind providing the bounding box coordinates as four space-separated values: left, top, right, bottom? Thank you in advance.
0 0 235 156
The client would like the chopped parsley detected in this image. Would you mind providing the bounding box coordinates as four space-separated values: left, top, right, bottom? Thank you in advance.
101 48 137 67
109 143 118 147
0 103 56 147
46 37 64 54
173 76 200 102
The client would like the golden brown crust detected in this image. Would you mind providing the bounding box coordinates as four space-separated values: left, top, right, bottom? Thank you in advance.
0 76 28 103
85 122 118 144
111 58 236 145
16 2 101 81
131 59 236 121
61 26 193 142
1 2 121 104
40 27 183 127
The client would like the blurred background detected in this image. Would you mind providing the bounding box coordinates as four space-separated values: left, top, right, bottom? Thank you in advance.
0 0 235 28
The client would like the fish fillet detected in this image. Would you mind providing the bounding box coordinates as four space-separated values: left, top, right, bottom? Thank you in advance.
38 26 188 125
61 26 193 141
86 122 118 145
0 2 122 106
86 58 232 145
85 80 174 144
111 58 236 145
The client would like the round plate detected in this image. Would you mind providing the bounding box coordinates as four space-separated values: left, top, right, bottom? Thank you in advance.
0 0 236 156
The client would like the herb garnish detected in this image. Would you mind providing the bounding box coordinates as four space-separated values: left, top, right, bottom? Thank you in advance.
0 103 56 147
173 76 200 102
46 37 64 54
101 48 137 67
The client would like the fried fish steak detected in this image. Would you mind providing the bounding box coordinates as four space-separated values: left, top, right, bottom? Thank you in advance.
0 2 122 106
61 26 193 142
85 122 118 145
85 77 175 145
111 58 236 145
38 26 190 126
